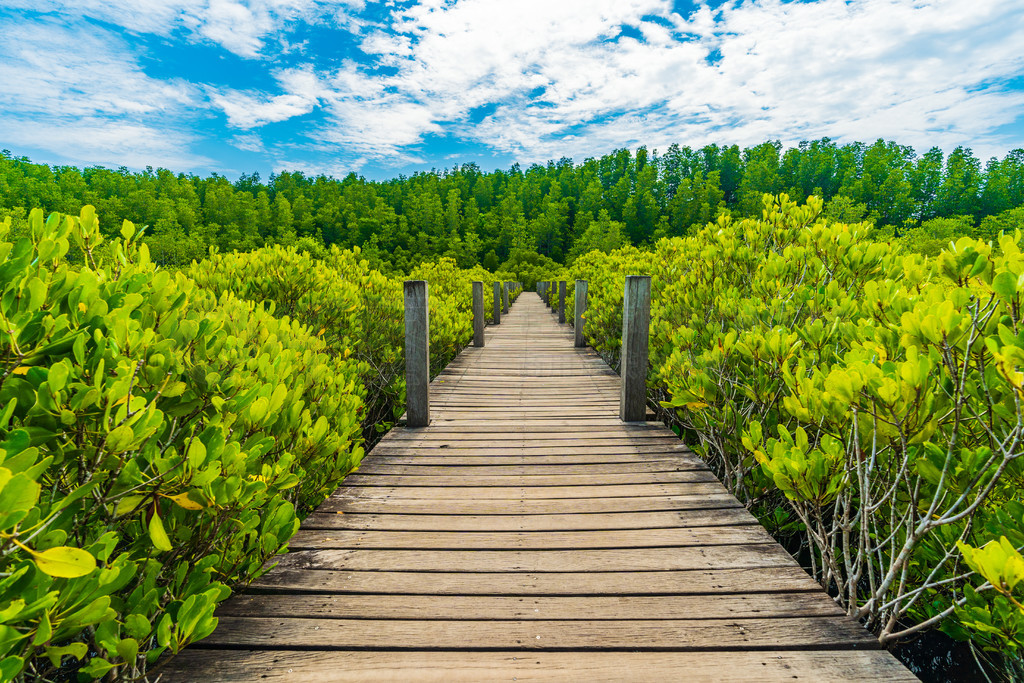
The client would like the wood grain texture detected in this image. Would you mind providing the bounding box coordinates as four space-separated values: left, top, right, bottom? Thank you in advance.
161 649 917 682
165 292 912 681
403 280 430 427
472 280 484 347
575 278 588 347
185 616 881 650
248 567 828 595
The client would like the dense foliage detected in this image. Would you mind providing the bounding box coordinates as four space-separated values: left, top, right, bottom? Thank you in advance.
566 195 1024 674
2 139 1023 272
187 249 509 440
3 138 1024 678
0 208 496 680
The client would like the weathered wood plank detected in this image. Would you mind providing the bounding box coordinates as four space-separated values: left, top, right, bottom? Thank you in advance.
269 544 795 572
367 444 693 457
248 566 826 595
353 461 703 475
317 493 743 514
341 471 718 487
330 482 727 500
213 592 844 620
287 526 772 550
161 649 918 682
184 616 879 650
300 508 755 531
353 454 690 466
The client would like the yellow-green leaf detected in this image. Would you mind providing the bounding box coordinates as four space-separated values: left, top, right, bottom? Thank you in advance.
165 492 204 511
149 512 172 552
32 546 96 578
114 495 145 517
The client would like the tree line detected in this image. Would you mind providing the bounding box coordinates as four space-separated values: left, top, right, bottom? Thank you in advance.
1 138 1022 271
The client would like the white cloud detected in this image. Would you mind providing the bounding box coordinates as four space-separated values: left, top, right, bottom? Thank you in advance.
0 18 210 169
1 118 211 170
285 0 1024 166
1 0 364 58
231 132 267 152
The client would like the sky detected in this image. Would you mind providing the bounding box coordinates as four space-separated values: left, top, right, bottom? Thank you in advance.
0 0 1022 181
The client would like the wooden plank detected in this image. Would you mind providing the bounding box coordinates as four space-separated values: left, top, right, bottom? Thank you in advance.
367 444 692 457
249 566 826 595
213 592 845 620
269 544 795 572
375 439 683 449
300 508 756 532
317 493 743 514
330 482 727 499
340 471 719 487
286 526 773 550
161 650 918 682
386 426 672 436
353 462 703 475
354 454 690 466
181 616 879 650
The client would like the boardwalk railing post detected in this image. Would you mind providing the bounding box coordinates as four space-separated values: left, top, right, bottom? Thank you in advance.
492 281 501 325
558 280 567 324
574 279 588 348
472 281 485 347
404 280 430 427
619 275 650 423
502 282 509 314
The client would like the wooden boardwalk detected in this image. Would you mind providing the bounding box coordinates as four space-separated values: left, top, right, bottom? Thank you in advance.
164 294 914 681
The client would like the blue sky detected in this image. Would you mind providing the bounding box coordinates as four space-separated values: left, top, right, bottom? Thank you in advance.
1 0 1022 181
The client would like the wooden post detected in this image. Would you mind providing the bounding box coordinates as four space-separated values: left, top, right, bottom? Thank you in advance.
558 280 567 324
472 281 484 347
502 282 509 314
492 281 501 325
574 279 588 348
404 280 430 427
619 275 650 423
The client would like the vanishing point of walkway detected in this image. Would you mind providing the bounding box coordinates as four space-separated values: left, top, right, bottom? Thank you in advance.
163 294 914 681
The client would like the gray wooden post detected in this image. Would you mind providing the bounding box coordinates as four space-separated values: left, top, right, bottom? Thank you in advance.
492 281 501 324
404 280 430 427
558 280 566 324
619 275 650 423
472 281 484 347
502 282 509 314
574 279 588 348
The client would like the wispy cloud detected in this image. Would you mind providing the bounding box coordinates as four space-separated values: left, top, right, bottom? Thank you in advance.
0 16 211 169
2 0 364 58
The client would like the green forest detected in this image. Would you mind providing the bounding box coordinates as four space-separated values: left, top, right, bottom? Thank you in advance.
1 138 1023 681
2 138 1023 276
